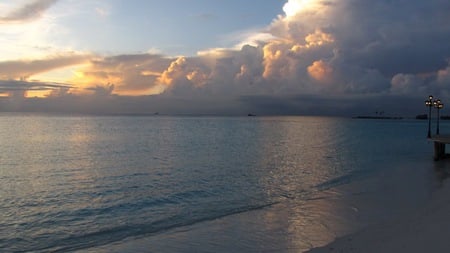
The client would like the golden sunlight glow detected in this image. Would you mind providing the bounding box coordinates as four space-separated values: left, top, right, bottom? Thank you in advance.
186 70 208 87
68 64 120 95
307 60 333 83
197 48 231 58
31 64 86 84
141 70 162 77
25 90 52 98
283 0 316 17
73 70 85 79
157 57 187 87
305 30 334 47
147 84 166 95
111 85 165 96
262 41 288 79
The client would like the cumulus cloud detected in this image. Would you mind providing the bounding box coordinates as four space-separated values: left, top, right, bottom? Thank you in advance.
3 0 450 116
389 61 450 97
0 0 59 24
166 0 449 114
390 74 425 95
308 60 333 84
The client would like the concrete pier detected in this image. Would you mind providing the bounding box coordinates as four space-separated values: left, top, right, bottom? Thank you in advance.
430 135 450 160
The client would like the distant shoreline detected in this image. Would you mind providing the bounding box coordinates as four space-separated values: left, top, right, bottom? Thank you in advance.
352 116 403 120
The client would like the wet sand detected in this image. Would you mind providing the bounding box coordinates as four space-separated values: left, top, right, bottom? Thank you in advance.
307 177 450 253
79 158 447 253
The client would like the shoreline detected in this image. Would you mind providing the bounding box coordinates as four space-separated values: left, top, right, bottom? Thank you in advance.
77 157 445 253
307 161 450 253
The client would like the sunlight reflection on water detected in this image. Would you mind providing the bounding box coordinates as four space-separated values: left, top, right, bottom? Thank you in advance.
0 114 440 252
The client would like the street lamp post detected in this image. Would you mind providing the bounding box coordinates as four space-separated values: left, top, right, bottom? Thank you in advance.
425 95 433 138
434 99 444 135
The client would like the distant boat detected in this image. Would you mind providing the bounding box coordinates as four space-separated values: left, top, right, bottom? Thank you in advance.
248 113 256 117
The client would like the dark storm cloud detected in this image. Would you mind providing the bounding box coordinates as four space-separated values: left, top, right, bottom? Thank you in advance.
331 0 450 76
0 0 60 24
0 79 72 92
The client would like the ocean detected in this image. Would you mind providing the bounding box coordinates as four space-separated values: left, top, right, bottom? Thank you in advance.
0 114 444 252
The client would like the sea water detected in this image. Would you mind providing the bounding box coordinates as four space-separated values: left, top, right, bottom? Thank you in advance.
0 114 442 252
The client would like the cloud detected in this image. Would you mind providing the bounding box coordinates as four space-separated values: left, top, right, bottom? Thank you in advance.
72 54 172 95
0 54 90 79
157 0 450 114
390 74 425 95
0 0 60 24
3 0 450 116
0 53 90 98
0 79 72 99
0 79 71 90
389 61 450 97
308 60 333 84
85 84 115 97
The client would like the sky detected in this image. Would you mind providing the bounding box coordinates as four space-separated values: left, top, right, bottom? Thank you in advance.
1 0 450 116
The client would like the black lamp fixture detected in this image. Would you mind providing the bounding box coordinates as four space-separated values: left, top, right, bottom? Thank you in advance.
434 99 444 135
425 95 433 138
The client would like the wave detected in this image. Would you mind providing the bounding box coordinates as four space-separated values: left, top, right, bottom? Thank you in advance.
314 168 377 191
16 201 279 253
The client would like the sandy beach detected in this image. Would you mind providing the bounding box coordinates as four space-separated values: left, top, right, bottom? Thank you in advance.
308 166 450 253
77 156 449 253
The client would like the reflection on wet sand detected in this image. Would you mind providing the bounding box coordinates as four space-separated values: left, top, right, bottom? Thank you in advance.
432 158 450 183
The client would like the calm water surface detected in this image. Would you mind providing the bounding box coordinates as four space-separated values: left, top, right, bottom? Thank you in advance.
0 115 441 252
